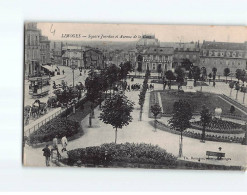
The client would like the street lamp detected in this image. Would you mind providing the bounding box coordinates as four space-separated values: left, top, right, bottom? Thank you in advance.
71 62 76 88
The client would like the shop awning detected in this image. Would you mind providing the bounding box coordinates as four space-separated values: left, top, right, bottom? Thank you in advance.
42 65 55 72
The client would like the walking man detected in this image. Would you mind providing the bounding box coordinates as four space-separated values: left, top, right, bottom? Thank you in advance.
42 144 51 166
61 136 68 152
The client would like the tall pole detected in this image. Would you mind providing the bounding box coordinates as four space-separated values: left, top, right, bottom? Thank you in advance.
73 68 74 87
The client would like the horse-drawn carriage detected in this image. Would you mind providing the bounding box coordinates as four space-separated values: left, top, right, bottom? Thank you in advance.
24 100 48 125
47 85 81 108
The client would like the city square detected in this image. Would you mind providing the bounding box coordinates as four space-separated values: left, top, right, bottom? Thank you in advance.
23 22 247 170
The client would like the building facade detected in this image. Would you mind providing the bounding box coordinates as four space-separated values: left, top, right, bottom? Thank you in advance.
200 41 247 76
50 41 63 65
173 41 200 68
62 46 84 67
24 22 41 77
83 48 104 69
135 34 174 73
40 36 50 65
137 47 174 73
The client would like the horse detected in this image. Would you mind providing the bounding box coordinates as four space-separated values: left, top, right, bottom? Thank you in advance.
30 106 39 118
39 102 47 115
47 96 58 108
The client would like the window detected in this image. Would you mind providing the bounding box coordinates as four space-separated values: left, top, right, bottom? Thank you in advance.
152 63 156 70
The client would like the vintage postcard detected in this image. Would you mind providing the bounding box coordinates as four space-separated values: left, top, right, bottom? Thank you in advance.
23 22 247 170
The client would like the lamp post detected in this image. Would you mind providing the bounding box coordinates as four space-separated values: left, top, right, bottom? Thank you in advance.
71 61 76 88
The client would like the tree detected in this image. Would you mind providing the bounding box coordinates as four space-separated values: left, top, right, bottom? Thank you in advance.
165 70 175 82
229 81 234 97
138 91 145 121
168 100 192 157
201 67 207 81
208 73 212 79
99 94 134 143
137 63 142 75
192 66 201 86
235 82 240 100
150 103 162 132
157 64 162 78
175 67 185 91
181 59 193 71
200 106 212 142
240 70 246 84
212 67 217 80
119 61 132 80
224 68 230 83
236 69 242 81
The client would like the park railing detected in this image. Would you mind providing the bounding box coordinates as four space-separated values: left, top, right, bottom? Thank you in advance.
23 108 65 137
24 93 87 137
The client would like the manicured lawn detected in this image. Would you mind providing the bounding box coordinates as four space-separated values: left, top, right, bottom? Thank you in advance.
158 90 245 117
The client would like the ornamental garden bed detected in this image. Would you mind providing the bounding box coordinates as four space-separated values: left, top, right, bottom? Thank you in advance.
149 120 245 144
150 80 208 86
153 90 245 118
191 118 244 134
66 143 178 167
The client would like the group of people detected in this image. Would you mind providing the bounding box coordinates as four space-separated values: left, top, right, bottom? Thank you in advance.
42 135 68 166
125 83 154 92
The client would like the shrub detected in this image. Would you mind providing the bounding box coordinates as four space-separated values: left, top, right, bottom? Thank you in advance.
29 117 80 144
67 143 177 166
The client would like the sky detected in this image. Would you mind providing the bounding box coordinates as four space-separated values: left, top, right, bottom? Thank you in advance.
37 22 247 43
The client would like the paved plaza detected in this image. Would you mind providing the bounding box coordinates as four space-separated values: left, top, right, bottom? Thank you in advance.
24 78 247 167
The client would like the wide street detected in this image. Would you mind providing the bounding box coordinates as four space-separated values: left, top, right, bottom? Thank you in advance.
24 77 247 167
24 66 89 107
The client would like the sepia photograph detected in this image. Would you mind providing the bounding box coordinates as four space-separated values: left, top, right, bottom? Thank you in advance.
23 22 247 170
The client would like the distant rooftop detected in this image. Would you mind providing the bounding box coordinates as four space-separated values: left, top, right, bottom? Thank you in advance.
202 41 246 50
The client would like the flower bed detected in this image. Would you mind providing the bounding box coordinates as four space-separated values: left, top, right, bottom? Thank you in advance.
150 120 244 144
191 118 244 134
67 143 177 167
29 117 80 144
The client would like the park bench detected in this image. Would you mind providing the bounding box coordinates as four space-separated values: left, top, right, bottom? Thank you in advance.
206 151 225 160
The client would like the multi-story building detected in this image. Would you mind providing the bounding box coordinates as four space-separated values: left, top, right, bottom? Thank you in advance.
24 22 41 77
62 45 84 67
173 41 200 67
40 36 50 65
137 47 174 73
135 34 174 73
200 41 247 76
50 41 63 65
83 48 104 69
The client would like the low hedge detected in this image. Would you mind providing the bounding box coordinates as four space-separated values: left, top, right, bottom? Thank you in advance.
29 117 80 144
67 142 177 166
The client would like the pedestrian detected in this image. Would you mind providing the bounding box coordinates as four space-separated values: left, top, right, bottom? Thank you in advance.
51 135 60 159
62 70 65 75
42 144 51 166
61 136 68 152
